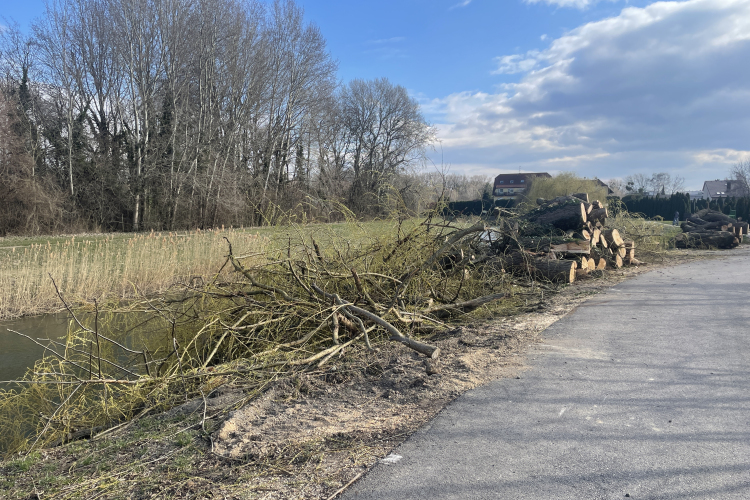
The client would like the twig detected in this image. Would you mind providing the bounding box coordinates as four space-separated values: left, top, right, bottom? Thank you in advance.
7 329 92 376
326 470 366 500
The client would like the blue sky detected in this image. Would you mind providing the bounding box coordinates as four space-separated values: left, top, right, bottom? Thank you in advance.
4 0 750 190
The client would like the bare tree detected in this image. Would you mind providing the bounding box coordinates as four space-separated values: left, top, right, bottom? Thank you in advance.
342 77 435 214
625 173 651 194
730 158 750 192
606 178 626 197
34 0 81 197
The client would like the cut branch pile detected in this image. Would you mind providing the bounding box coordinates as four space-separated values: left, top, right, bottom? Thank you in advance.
676 209 747 249
1 216 523 454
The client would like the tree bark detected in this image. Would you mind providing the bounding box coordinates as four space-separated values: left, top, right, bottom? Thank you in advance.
589 207 608 225
527 202 587 231
494 252 577 284
602 228 624 248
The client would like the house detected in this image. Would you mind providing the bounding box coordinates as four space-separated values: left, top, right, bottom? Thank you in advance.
702 180 750 201
594 178 615 195
492 172 551 200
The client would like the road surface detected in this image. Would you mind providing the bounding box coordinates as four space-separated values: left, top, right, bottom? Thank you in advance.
343 251 750 499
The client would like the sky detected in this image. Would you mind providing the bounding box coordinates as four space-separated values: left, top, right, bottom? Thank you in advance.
4 0 750 190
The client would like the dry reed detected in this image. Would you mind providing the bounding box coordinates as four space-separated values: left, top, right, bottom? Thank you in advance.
0 228 267 320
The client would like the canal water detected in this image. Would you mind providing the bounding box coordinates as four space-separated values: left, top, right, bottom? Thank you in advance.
0 313 71 383
0 310 178 385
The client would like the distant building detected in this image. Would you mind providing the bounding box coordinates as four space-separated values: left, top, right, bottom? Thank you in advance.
687 190 705 200
594 178 615 195
493 172 551 200
702 180 749 200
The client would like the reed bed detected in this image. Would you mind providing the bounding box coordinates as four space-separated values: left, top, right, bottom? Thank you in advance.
0 228 268 319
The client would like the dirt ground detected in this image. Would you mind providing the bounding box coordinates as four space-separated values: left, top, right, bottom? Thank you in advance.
0 250 720 500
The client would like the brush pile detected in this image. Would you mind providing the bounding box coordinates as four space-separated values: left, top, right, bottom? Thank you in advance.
675 209 748 249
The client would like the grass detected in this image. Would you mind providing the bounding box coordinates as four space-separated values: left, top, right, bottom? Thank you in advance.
0 219 424 320
606 212 682 259
0 227 268 320
0 216 460 456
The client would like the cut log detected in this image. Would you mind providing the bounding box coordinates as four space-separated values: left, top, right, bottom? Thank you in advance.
687 216 708 225
616 247 626 259
581 229 591 240
587 258 597 271
602 228 625 248
589 207 608 225
575 268 590 279
596 257 607 270
550 240 591 255
572 192 590 203
592 200 604 209
674 231 738 249
599 233 608 249
494 252 577 284
591 228 601 247
694 209 736 224
612 254 623 269
527 202 588 231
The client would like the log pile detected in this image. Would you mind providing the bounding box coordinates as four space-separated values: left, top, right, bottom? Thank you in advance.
676 209 747 249
487 194 643 285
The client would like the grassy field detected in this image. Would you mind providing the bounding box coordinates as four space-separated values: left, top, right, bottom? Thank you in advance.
0 219 428 320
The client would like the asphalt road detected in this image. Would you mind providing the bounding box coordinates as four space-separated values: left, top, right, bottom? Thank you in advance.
343 250 750 499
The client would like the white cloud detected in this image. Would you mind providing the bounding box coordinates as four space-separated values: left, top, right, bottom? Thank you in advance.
692 149 750 165
366 37 406 45
449 0 473 9
426 0 750 189
492 52 541 74
524 0 616 9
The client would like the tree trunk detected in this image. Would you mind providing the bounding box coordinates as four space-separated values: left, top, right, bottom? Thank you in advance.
495 252 577 284
589 207 608 225
675 231 738 249
602 228 623 247
527 202 588 231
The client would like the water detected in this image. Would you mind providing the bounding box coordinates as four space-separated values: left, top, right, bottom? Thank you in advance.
0 310 177 385
0 313 71 383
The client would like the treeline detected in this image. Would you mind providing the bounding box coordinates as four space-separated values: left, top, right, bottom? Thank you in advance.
620 193 750 222
619 193 691 220
443 198 515 217
0 0 435 236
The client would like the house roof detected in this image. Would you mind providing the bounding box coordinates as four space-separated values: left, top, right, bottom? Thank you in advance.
702 180 749 198
493 172 551 188
594 178 615 195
